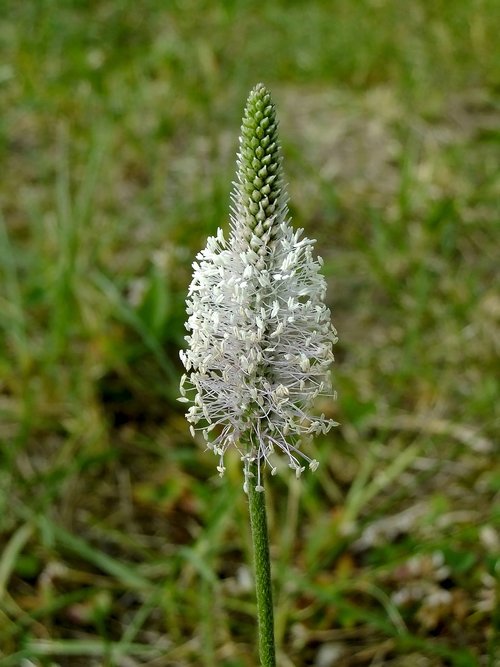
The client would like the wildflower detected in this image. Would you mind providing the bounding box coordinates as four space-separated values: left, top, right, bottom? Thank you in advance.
180 83 337 491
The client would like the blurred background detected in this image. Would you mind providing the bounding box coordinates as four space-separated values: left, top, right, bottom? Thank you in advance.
1 1 499 665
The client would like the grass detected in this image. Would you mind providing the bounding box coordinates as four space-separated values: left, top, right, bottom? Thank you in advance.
1 1 499 665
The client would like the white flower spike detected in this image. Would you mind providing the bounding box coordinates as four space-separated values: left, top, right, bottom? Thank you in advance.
180 83 338 491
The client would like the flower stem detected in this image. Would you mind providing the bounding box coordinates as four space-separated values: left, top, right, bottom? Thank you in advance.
248 462 276 667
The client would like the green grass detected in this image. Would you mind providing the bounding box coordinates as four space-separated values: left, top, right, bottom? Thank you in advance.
1 1 499 665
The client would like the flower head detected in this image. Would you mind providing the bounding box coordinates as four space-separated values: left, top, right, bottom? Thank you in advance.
180 83 338 491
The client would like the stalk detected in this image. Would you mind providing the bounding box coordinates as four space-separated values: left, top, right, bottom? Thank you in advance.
247 462 276 667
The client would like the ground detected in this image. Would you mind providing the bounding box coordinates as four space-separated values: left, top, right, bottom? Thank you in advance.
0 1 499 665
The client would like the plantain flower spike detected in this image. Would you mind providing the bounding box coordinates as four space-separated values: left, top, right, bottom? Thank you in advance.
180 83 338 492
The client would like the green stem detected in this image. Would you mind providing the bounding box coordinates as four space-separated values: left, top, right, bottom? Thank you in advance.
247 462 276 667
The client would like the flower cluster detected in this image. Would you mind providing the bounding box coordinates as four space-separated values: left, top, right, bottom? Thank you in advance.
180 83 337 491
